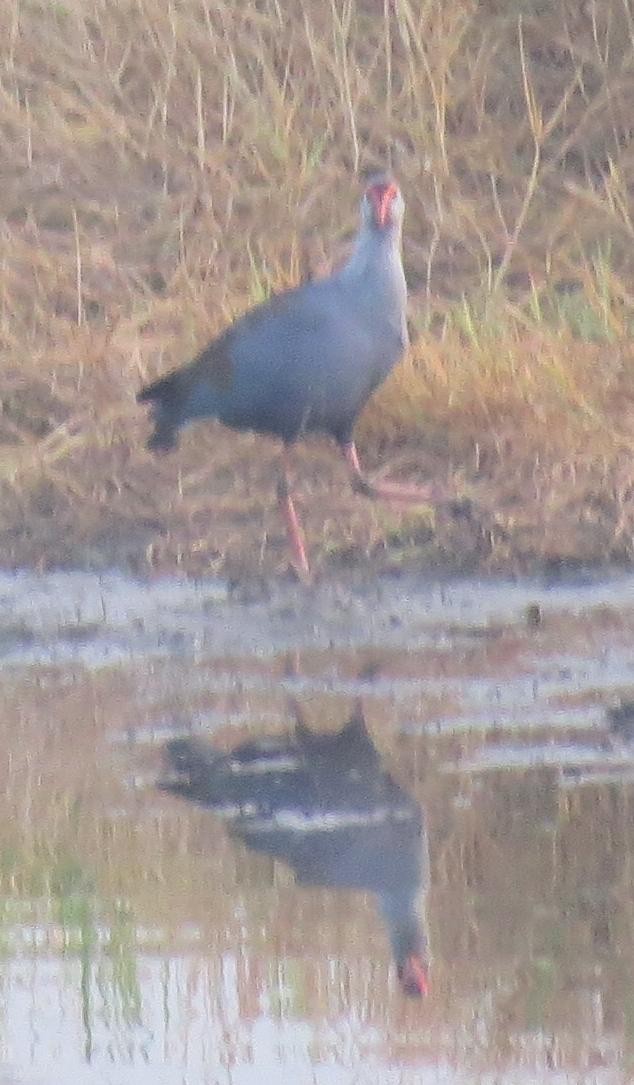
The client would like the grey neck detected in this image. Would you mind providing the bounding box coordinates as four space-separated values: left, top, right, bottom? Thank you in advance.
336 219 407 347
339 221 404 282
377 886 427 958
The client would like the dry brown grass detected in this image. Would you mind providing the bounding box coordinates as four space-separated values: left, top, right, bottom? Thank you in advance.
1 0 634 576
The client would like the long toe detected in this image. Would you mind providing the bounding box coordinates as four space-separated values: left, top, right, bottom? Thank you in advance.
353 475 450 506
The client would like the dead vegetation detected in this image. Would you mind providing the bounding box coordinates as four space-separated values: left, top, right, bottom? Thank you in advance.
1 0 634 576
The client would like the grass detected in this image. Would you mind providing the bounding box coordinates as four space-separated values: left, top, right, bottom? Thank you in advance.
0 0 633 575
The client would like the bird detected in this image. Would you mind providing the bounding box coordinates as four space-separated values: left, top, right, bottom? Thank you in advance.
160 700 430 998
137 173 446 577
607 700 634 742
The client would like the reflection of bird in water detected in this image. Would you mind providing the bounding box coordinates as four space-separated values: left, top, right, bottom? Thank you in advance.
161 700 429 998
607 700 634 743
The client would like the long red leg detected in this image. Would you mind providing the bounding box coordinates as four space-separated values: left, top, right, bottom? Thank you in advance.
276 448 310 578
342 441 448 506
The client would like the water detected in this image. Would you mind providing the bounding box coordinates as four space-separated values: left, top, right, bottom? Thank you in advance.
1 570 633 1084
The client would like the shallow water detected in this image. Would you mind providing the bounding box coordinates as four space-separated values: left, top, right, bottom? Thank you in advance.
1 569 634 1085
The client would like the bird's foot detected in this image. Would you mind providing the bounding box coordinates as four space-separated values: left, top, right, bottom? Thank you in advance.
351 474 449 506
343 442 449 507
288 555 312 583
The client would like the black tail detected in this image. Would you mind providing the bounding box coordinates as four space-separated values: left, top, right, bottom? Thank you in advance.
159 737 220 801
137 371 183 451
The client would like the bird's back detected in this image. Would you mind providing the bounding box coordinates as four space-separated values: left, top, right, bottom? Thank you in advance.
181 270 404 445
138 177 408 450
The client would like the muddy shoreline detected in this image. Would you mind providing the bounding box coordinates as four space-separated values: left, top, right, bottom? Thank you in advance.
2 565 634 668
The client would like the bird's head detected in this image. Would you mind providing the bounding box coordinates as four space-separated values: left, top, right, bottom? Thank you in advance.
397 952 430 998
362 173 404 232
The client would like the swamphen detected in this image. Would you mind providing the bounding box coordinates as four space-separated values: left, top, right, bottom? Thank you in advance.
138 174 444 575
